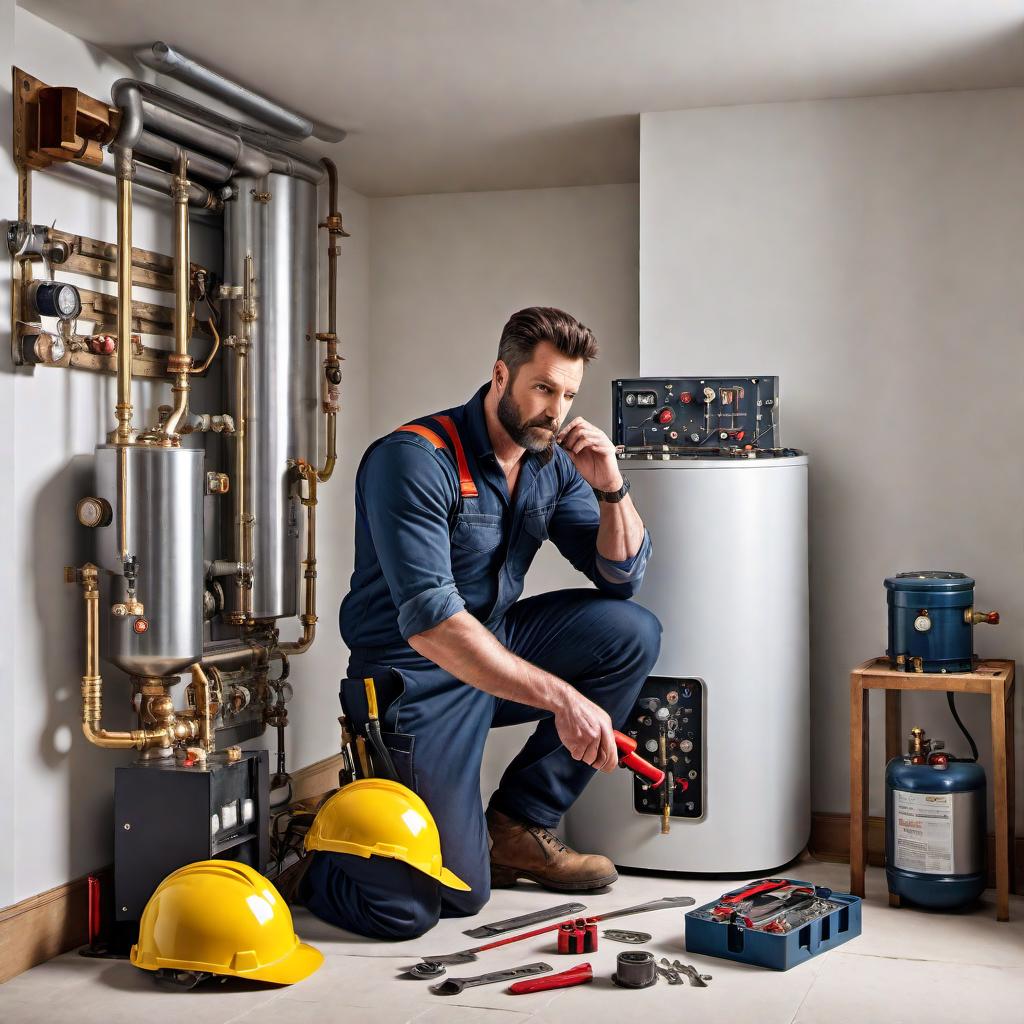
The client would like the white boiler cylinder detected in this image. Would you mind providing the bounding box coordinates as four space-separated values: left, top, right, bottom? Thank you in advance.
564 452 810 873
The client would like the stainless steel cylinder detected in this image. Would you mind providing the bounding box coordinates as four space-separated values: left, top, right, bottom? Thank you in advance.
95 445 205 676
224 173 318 619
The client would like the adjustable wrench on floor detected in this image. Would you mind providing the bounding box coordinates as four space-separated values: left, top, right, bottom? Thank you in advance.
417 895 695 967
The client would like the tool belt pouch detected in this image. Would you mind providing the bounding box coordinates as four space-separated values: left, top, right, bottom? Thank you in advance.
339 672 416 790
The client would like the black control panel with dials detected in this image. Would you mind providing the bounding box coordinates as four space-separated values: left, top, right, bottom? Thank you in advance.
627 675 705 821
613 377 779 450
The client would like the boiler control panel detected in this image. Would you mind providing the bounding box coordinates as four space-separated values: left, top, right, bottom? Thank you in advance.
626 675 704 821
613 377 778 449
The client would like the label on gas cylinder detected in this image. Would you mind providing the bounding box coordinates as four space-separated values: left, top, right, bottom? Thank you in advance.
893 790 954 874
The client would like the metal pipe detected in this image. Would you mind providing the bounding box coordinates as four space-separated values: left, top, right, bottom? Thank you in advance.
279 465 318 654
135 41 345 143
157 154 194 441
140 100 272 178
111 168 135 444
316 157 346 482
227 252 256 621
191 316 221 376
70 147 221 209
191 663 215 752
70 563 152 750
135 129 233 184
113 78 322 182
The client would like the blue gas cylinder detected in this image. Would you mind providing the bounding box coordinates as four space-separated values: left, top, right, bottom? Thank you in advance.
885 742 986 910
885 571 978 672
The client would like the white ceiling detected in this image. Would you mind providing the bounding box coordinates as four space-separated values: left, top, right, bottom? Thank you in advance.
20 0 1024 197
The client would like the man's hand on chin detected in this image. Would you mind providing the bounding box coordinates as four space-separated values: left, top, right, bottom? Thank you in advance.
555 417 623 492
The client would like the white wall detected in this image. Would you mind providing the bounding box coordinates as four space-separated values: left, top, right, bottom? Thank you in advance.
368 184 639 794
1 8 370 906
641 91 1024 825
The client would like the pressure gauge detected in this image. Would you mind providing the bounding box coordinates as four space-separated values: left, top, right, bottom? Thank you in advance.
76 496 113 528
913 613 932 633
29 281 81 320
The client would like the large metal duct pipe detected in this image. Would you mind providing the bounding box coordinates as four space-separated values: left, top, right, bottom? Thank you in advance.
136 41 345 143
112 79 272 179
134 129 233 185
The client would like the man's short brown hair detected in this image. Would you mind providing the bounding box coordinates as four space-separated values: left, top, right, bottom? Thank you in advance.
497 307 598 378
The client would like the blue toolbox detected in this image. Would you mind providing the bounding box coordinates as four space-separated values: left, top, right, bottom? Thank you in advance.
684 878 862 971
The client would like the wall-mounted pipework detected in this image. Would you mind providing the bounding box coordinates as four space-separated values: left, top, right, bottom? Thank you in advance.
15 56 347 776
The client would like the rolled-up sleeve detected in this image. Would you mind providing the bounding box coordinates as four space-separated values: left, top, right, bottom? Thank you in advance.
361 439 465 640
547 462 652 599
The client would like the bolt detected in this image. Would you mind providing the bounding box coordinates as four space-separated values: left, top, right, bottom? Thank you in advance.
123 823 131 830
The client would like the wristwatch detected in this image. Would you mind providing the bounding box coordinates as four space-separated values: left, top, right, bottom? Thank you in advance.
593 478 631 503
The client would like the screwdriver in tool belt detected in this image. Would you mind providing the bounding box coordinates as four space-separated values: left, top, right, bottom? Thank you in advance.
363 677 398 781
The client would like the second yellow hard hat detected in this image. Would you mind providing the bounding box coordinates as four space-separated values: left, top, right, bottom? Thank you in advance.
305 778 470 891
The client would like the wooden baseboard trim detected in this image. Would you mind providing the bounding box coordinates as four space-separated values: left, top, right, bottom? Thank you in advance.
0 752 345 985
810 811 1023 891
0 870 108 985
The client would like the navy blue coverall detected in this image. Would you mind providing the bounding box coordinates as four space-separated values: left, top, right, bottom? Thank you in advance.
302 384 661 939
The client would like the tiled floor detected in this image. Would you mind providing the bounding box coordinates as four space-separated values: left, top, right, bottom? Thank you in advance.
2 856 1022 1023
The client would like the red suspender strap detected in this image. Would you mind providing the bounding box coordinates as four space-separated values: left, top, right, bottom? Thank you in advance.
430 415 479 498
394 417 478 499
395 423 446 450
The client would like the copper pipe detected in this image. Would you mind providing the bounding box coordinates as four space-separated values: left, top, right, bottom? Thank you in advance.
112 169 135 444
279 464 318 654
157 154 194 441
69 563 165 751
191 316 221 376
190 663 215 752
315 157 347 483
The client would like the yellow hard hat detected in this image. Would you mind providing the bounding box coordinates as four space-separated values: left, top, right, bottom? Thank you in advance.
305 778 470 892
130 860 323 985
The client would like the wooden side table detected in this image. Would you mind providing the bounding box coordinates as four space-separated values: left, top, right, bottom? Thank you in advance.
850 657 1016 921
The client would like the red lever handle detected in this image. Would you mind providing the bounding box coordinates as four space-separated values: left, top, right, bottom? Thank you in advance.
508 962 593 994
719 879 789 905
614 731 665 787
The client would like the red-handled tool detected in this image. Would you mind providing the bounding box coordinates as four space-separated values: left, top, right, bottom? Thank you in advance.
717 879 790 906
419 895 694 967
508 962 593 994
614 730 666 787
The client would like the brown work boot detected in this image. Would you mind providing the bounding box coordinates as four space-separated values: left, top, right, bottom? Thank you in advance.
487 807 618 892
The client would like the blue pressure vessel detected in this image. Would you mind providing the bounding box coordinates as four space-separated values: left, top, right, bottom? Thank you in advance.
885 756 986 909
885 571 977 673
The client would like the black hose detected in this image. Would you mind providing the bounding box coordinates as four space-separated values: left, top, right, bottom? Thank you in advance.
946 692 979 762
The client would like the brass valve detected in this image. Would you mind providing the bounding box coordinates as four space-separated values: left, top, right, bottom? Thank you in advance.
965 608 1000 625
112 597 145 617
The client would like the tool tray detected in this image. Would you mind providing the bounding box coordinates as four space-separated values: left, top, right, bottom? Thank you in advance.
684 878 861 971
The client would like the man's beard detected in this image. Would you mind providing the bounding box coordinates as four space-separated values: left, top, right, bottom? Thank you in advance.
497 388 559 463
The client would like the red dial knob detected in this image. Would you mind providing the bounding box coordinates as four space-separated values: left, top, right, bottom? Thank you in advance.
679 392 693 404
657 408 674 425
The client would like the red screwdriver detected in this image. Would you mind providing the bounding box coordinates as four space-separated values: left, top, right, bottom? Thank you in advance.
613 731 665 787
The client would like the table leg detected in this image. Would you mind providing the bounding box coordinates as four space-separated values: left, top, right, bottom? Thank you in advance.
1005 679 1016 896
991 683 1010 921
850 675 869 898
885 690 903 761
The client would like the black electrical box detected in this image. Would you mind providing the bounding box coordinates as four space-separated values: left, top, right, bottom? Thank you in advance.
613 376 779 449
113 748 269 921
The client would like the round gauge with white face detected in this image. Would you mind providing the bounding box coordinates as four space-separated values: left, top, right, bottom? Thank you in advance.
33 281 82 320
76 496 112 528
913 614 931 633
